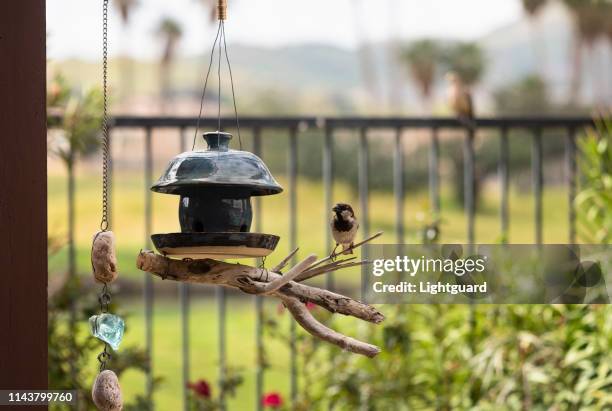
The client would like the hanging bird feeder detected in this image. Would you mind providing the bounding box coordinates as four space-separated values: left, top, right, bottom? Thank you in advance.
150 0 282 259
151 131 282 259
138 0 385 358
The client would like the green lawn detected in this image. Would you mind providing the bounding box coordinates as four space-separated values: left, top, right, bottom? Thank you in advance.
48 167 573 280
49 166 575 409
116 298 293 411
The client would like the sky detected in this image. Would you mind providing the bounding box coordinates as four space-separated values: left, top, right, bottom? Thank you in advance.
47 0 522 61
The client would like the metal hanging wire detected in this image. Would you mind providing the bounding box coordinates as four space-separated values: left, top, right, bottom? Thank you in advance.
193 22 222 150
192 15 242 150
222 22 242 149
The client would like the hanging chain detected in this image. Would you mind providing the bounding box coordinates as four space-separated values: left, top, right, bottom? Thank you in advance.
96 0 113 373
97 344 112 371
100 0 110 231
98 283 112 313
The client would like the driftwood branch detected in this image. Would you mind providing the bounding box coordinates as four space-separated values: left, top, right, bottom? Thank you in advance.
280 295 380 358
136 232 385 357
257 254 316 295
271 247 299 272
304 231 383 273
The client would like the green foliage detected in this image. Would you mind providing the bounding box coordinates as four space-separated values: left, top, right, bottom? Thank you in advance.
187 368 244 411
47 73 103 166
400 40 442 99
494 75 551 115
441 42 485 87
522 0 548 16
268 304 612 410
564 0 612 44
576 116 612 244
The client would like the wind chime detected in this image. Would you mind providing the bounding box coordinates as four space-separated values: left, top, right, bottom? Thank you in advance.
89 1 124 410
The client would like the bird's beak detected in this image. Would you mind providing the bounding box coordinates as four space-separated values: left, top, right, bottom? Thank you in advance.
332 206 339 213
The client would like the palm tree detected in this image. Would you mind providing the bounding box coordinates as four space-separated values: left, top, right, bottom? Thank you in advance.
113 0 138 103
195 0 217 22
563 0 609 105
442 42 485 88
114 0 138 24
521 0 548 76
575 2 610 105
351 0 381 105
400 39 441 113
156 18 183 113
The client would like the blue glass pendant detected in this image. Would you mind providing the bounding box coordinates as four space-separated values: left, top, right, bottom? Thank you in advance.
89 313 125 350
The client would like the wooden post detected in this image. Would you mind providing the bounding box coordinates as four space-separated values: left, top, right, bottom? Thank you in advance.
0 0 48 395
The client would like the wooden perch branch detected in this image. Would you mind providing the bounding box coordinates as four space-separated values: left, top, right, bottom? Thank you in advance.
136 236 385 357
304 231 383 273
271 247 299 272
257 254 316 294
280 295 381 358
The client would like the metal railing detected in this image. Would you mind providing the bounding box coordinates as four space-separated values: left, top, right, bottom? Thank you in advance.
98 115 593 409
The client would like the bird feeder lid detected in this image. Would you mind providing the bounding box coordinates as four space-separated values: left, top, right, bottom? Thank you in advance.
151 131 283 196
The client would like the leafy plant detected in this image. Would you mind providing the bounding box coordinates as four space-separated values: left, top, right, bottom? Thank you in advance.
187 369 244 411
266 295 612 410
576 116 612 244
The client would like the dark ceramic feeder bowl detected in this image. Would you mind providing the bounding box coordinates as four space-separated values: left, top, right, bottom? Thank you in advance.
150 131 282 259
178 193 252 233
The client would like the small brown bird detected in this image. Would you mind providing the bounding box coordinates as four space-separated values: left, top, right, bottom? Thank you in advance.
446 72 475 127
331 203 359 257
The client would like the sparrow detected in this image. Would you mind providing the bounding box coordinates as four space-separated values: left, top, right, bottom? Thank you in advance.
330 203 359 257
446 72 475 129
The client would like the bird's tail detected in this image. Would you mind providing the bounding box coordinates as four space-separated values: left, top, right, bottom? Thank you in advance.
341 244 354 255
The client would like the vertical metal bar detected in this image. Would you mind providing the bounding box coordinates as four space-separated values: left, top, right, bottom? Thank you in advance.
288 126 298 405
253 127 263 411
144 127 154 407
532 129 543 245
394 127 404 244
429 127 440 216
463 128 476 357
499 128 509 243
323 123 334 290
357 127 370 411
178 127 190 411
566 128 577 244
464 129 475 244
217 286 226 411
359 128 370 301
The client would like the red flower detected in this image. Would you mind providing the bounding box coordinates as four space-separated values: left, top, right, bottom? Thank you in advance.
262 392 283 408
188 379 211 399
305 301 316 311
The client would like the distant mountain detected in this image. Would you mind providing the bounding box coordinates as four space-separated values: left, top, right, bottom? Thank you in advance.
48 1 608 115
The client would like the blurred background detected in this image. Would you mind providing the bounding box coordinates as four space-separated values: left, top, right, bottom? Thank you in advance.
46 0 612 410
